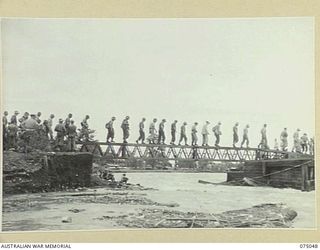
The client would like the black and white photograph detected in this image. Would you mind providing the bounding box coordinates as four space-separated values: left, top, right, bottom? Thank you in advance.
1 17 315 232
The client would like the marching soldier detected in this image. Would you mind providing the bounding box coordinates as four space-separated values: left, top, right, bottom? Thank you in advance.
212 122 222 147
149 118 157 144
280 128 288 151
10 111 19 125
65 113 73 130
292 128 301 152
201 121 210 146
41 120 50 138
47 114 55 140
68 120 77 151
3 111 8 150
55 119 66 151
79 115 90 141
18 112 29 129
191 122 198 146
259 124 269 149
24 114 40 130
309 137 314 155
3 111 8 128
136 118 146 144
241 124 250 148
158 119 166 144
170 120 178 145
19 114 39 152
36 112 42 124
178 122 188 146
233 122 239 147
121 116 130 143
7 122 18 150
300 133 309 154
105 116 116 143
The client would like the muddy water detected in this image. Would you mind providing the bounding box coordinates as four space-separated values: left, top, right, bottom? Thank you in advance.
2 173 316 231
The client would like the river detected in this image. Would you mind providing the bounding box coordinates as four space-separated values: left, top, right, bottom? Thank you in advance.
2 172 316 231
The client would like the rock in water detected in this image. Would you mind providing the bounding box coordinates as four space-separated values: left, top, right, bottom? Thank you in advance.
61 216 72 223
283 208 298 221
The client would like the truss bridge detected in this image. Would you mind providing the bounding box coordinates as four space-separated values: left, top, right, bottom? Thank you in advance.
77 142 289 162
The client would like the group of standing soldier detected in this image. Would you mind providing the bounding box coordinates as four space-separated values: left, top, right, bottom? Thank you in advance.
3 110 44 150
288 128 314 154
53 114 79 151
259 125 314 155
2 111 92 152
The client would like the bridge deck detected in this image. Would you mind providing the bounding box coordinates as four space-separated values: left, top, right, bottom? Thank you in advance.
77 142 288 162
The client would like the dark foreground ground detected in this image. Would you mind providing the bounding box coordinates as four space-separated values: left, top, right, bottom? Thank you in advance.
3 185 297 231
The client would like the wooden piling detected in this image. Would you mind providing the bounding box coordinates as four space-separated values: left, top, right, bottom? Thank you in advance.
301 164 308 191
227 158 314 191
262 162 270 185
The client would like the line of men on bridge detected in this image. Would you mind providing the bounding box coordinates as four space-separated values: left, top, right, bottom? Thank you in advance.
105 116 314 155
2 111 314 155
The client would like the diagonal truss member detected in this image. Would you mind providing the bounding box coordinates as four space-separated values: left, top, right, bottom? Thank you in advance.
77 142 289 162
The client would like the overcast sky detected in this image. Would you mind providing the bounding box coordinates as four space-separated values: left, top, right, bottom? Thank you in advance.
1 18 315 148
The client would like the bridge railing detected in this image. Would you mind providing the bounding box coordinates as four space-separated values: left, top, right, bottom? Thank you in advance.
76 142 288 162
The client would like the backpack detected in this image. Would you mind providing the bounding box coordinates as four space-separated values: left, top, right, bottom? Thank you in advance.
213 125 217 133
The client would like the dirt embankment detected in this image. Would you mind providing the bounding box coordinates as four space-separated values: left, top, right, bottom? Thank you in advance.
3 151 50 194
3 150 155 195
3 151 93 194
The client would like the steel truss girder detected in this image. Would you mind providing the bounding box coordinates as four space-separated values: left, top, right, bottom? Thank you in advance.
78 142 288 162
